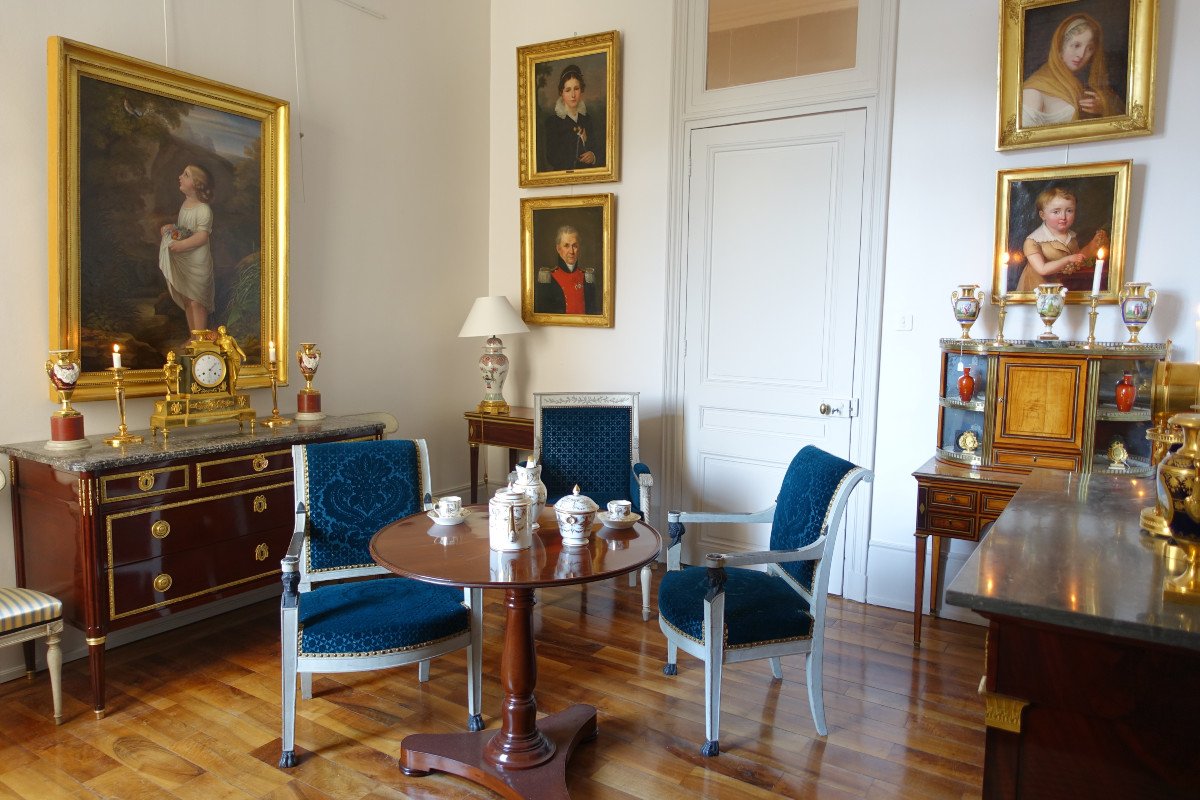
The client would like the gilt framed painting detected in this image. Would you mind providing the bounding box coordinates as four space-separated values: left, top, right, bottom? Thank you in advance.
997 0 1158 150
517 31 620 187
48 37 289 400
520 194 614 327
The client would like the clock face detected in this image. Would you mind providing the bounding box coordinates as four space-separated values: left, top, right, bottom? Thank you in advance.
192 352 227 388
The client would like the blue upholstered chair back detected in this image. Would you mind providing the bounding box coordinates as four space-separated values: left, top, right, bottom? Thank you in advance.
301 439 427 573
540 405 634 508
768 446 859 591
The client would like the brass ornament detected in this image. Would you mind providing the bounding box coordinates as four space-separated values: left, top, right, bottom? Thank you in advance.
149 331 257 440
152 574 173 593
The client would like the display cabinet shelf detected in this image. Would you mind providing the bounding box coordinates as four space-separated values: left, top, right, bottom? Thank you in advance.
939 397 986 412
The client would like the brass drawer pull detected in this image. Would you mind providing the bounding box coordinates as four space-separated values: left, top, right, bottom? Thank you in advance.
253 495 268 513
252 455 269 472
138 472 155 491
151 520 171 539
153 573 173 593
255 543 270 562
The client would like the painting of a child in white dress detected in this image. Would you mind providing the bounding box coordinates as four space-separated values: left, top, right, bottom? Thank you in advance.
78 77 264 371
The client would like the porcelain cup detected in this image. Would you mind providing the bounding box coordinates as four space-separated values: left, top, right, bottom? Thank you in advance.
436 496 462 518
607 500 632 520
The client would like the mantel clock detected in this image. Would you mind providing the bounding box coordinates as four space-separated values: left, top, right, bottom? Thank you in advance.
150 332 255 440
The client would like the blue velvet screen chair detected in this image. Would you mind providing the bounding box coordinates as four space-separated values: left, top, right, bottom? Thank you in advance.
657 446 872 756
279 439 483 768
533 392 654 615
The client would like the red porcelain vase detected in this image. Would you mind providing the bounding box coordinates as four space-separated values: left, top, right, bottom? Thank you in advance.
957 367 975 402
1115 372 1137 413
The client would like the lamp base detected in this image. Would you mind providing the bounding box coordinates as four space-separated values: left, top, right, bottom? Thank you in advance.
477 399 511 415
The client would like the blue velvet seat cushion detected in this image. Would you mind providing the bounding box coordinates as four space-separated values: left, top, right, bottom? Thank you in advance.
541 406 633 508
658 566 814 649
304 439 424 572
298 578 468 657
769 446 857 591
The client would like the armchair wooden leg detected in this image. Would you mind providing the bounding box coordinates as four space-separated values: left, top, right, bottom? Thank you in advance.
418 659 430 682
806 650 828 736
769 657 782 680
663 641 678 676
639 564 653 620
703 593 725 757
300 672 313 700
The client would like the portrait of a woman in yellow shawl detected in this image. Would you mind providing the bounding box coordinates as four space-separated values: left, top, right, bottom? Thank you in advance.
1022 13 1124 128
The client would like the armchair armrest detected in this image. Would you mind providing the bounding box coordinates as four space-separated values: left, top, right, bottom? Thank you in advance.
703 533 825 569
631 463 653 518
281 502 306 608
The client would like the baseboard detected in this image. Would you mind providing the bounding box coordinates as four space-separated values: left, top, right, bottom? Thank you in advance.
866 539 985 626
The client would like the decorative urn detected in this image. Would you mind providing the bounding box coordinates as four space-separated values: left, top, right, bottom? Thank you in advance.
1158 413 1200 599
950 284 985 340
1118 282 1157 344
1034 283 1068 340
553 485 599 546
512 460 548 528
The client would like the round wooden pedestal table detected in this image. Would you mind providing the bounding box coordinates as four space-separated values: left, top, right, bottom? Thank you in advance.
370 506 661 800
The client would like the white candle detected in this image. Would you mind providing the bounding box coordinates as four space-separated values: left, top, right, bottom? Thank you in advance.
268 340 276 363
112 345 121 369
1092 247 1106 296
998 251 1008 293
1195 305 1200 359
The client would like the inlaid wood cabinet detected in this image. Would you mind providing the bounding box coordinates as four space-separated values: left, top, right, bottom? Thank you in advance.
2 415 383 717
936 339 1165 477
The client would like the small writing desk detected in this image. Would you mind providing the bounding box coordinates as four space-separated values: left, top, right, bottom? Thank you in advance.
370 506 661 800
464 407 534 503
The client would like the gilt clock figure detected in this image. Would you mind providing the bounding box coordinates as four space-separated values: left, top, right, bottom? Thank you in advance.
149 331 256 440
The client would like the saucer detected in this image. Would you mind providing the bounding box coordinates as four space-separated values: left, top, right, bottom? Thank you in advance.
427 509 472 526
598 510 640 529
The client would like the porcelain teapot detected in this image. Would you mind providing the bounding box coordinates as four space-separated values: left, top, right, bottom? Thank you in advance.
553 485 598 546
489 486 533 551
512 459 547 528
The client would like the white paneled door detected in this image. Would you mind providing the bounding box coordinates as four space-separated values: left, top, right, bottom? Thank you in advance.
681 110 867 593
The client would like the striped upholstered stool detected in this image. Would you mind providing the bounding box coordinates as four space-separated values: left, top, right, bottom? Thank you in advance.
0 587 65 724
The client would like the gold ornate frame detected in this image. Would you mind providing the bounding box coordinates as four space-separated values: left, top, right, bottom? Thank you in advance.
48 37 289 401
997 0 1157 150
995 160 1131 304
520 194 615 328
517 31 620 187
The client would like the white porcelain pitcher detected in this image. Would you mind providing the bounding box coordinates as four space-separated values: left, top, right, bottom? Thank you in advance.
512 459 547 528
489 487 533 551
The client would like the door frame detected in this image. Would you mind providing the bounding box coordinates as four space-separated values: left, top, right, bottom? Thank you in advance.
660 0 899 601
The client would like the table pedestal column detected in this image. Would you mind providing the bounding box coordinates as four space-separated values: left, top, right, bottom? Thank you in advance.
399 587 597 799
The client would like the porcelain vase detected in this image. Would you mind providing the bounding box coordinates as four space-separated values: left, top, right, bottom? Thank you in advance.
950 284 984 340
1115 372 1137 413
1118 282 1157 344
1034 283 1068 340
512 461 547 528
1158 413 1200 598
957 367 975 402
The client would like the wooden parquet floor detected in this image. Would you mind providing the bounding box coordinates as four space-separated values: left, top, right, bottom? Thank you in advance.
0 576 986 799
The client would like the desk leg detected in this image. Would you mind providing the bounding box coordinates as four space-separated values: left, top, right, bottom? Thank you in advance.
469 443 480 504
914 533 928 647
399 587 597 799
930 535 945 618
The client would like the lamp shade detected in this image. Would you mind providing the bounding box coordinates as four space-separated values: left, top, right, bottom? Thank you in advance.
458 296 529 338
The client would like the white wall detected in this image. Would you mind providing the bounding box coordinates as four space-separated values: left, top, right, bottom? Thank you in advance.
868 0 1199 617
486 1 674 516
0 0 490 676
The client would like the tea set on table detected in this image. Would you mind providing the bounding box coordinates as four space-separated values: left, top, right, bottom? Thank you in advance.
425 458 640 552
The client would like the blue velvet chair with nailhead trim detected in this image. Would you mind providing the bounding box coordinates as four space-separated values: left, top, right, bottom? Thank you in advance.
0 587 65 724
278 439 483 769
657 446 872 756
531 392 655 617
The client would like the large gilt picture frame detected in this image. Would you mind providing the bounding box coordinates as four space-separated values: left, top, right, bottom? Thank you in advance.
997 0 1158 150
995 160 1131 304
517 31 620 188
521 194 615 327
48 37 289 401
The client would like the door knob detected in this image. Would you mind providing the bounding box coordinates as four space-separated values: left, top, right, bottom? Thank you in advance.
819 403 832 416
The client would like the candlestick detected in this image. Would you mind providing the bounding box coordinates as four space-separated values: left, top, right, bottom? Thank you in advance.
1085 294 1100 348
994 294 1008 346
102 366 144 447
261 360 292 428
112 344 122 369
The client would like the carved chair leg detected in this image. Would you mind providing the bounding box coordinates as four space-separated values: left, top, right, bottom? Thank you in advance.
46 626 63 725
418 659 430 682
769 657 782 680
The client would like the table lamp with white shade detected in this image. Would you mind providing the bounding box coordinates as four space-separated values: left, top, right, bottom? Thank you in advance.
458 296 529 415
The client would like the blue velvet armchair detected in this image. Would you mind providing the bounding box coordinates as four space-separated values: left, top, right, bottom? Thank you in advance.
278 439 483 768
533 392 655 616
657 445 872 756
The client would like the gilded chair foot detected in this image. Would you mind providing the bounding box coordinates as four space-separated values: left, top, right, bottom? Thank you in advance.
663 664 677 676
278 751 296 769
467 713 484 732
700 740 719 757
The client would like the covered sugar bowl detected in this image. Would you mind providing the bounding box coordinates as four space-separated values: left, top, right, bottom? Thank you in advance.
553 484 598 546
